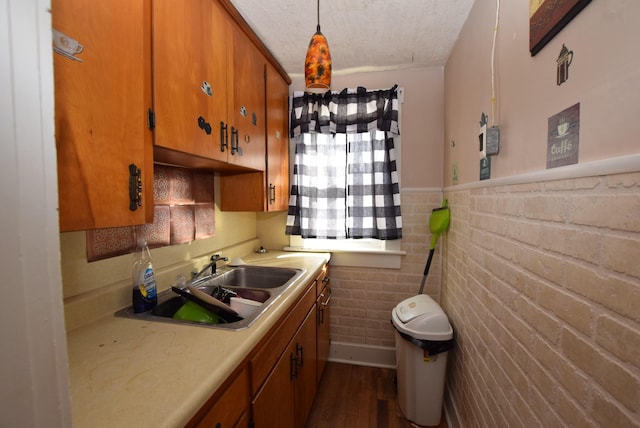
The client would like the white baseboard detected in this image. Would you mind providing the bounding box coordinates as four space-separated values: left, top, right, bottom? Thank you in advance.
328 341 396 368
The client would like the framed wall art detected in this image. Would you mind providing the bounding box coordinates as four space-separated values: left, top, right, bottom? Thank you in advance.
529 0 591 56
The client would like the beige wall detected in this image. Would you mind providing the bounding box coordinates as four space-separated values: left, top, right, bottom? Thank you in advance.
442 0 640 426
445 0 640 186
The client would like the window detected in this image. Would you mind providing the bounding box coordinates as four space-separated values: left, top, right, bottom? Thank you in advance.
284 86 405 267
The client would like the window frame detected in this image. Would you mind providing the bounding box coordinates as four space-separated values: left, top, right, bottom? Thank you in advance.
285 88 405 268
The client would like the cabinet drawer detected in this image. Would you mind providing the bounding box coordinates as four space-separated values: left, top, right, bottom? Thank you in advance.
250 281 316 393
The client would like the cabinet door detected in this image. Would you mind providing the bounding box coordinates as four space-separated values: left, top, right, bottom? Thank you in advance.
293 308 318 428
317 283 331 383
251 346 295 428
227 25 266 171
252 309 317 428
193 368 249 428
53 0 153 231
153 0 228 161
265 62 290 211
218 63 289 212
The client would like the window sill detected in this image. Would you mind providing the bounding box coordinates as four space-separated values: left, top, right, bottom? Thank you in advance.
284 246 405 269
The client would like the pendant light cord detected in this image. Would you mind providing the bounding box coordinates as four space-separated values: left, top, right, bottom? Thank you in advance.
491 0 500 126
316 0 321 32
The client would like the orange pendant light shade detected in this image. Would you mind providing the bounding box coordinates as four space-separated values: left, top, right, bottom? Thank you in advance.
304 1 331 93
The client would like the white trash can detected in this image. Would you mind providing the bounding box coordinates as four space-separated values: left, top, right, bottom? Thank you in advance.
391 294 454 426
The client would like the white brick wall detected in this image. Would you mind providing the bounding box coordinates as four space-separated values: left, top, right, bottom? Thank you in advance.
443 172 640 427
329 189 445 347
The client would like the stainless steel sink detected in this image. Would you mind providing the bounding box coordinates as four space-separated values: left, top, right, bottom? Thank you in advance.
115 265 304 331
193 265 301 289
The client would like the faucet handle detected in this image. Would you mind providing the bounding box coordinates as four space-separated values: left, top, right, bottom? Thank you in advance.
176 274 188 289
210 254 229 262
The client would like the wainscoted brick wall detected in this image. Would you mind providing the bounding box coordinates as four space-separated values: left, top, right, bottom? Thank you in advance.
442 172 640 427
329 189 447 348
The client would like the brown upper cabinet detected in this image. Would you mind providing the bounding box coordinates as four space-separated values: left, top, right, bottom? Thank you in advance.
152 0 268 172
265 62 291 211
54 0 291 232
220 62 290 211
227 23 267 171
152 0 229 163
53 0 154 232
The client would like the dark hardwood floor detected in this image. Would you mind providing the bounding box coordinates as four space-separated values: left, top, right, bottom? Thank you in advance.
306 362 448 428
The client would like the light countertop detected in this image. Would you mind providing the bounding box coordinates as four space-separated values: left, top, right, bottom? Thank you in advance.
65 251 330 427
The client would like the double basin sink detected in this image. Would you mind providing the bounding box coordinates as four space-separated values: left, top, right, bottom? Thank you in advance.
116 265 304 331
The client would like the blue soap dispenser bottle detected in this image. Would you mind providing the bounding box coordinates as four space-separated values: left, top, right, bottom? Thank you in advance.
132 239 158 313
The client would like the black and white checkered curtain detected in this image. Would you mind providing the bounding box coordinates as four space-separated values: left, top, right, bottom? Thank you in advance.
290 86 400 137
286 86 402 240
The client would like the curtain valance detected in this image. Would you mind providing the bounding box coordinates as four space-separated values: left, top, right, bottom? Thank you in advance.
290 85 400 137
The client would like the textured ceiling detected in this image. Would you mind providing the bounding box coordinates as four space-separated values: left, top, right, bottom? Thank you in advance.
230 0 476 77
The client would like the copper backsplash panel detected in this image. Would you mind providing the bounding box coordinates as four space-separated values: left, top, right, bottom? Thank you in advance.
86 165 215 262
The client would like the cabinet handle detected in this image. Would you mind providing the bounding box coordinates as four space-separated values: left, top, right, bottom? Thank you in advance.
269 184 276 204
318 306 324 325
231 127 240 155
321 288 332 306
296 344 304 368
322 276 330 285
220 122 228 152
128 164 142 211
147 108 155 130
290 352 298 380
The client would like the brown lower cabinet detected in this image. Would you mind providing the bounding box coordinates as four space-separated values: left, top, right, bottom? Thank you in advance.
316 265 331 383
190 367 249 427
188 264 329 428
253 308 317 427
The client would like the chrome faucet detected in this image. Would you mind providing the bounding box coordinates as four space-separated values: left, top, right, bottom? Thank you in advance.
191 254 229 282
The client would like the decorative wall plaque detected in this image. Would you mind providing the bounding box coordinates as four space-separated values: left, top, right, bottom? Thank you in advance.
556 44 573 85
547 103 580 169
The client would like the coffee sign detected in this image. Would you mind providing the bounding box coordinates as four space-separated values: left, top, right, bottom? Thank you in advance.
547 103 580 169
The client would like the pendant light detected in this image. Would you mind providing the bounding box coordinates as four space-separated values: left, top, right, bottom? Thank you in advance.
304 0 332 93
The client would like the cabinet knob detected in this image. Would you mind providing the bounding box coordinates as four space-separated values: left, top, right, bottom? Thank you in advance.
197 116 212 135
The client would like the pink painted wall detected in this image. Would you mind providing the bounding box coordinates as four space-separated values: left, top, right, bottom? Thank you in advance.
445 0 640 186
441 1 640 425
